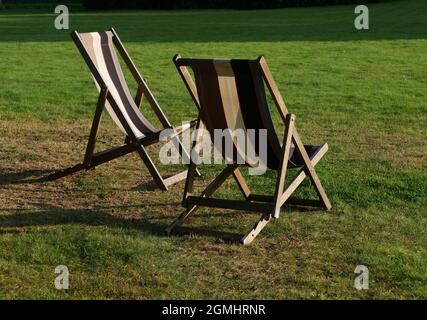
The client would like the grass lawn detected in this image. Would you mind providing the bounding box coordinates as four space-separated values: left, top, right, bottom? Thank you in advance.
0 0 426 299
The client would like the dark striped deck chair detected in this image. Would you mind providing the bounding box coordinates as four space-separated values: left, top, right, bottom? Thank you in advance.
45 29 198 190
167 55 332 244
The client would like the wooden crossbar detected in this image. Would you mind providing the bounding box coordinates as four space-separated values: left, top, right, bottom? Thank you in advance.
186 196 272 212
279 143 328 207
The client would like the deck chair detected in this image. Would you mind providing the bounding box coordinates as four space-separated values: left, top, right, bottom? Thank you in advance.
44 28 199 190
166 55 332 244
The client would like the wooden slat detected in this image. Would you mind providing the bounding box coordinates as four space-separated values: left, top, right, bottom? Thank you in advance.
258 56 288 123
44 142 139 181
134 143 168 191
286 197 323 207
90 131 167 167
186 196 272 212
111 27 171 129
110 28 144 86
272 113 295 218
84 88 108 166
173 54 201 110
232 168 251 199
181 162 197 205
241 213 272 245
292 132 332 210
90 144 135 166
181 115 203 205
200 165 238 198
164 170 188 187
134 84 144 107
280 143 328 206
166 164 238 234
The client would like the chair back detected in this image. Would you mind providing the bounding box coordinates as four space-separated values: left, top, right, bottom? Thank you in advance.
73 31 158 138
176 58 282 169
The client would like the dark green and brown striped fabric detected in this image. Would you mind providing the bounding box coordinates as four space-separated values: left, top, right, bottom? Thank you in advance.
186 58 282 169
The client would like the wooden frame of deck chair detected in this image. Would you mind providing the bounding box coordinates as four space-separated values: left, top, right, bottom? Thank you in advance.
44 28 199 190
166 55 332 245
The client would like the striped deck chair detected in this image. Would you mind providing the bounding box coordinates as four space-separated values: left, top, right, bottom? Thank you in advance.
166 55 332 244
45 29 198 190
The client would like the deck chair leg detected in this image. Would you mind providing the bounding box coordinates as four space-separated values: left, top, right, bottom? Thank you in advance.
279 142 328 206
166 164 239 235
134 143 168 191
157 117 203 190
185 115 205 177
84 88 108 166
165 200 198 235
171 135 201 178
152 137 197 190
272 114 295 218
166 167 199 233
181 161 198 206
292 130 332 210
166 117 204 233
168 115 205 192
241 213 272 245
232 168 251 199
43 88 108 182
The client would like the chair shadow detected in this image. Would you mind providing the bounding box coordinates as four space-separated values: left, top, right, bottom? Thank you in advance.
0 168 324 242
131 181 163 192
0 168 177 193
0 197 323 241
0 169 55 186
0 205 168 237
0 205 253 244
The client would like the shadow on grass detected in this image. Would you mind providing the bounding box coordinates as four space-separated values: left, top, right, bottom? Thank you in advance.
0 168 173 192
0 202 322 245
0 205 168 236
0 169 55 185
0 168 325 242
0 203 252 243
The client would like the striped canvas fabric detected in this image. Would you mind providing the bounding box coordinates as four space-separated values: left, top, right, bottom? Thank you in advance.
78 31 158 138
188 59 283 170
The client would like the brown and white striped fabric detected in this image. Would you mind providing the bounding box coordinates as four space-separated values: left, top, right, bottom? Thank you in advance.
186 58 283 169
78 31 158 138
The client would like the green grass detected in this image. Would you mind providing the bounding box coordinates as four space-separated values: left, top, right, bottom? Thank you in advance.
0 0 426 299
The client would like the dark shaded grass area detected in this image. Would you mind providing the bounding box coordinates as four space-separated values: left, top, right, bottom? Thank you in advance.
0 0 426 42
